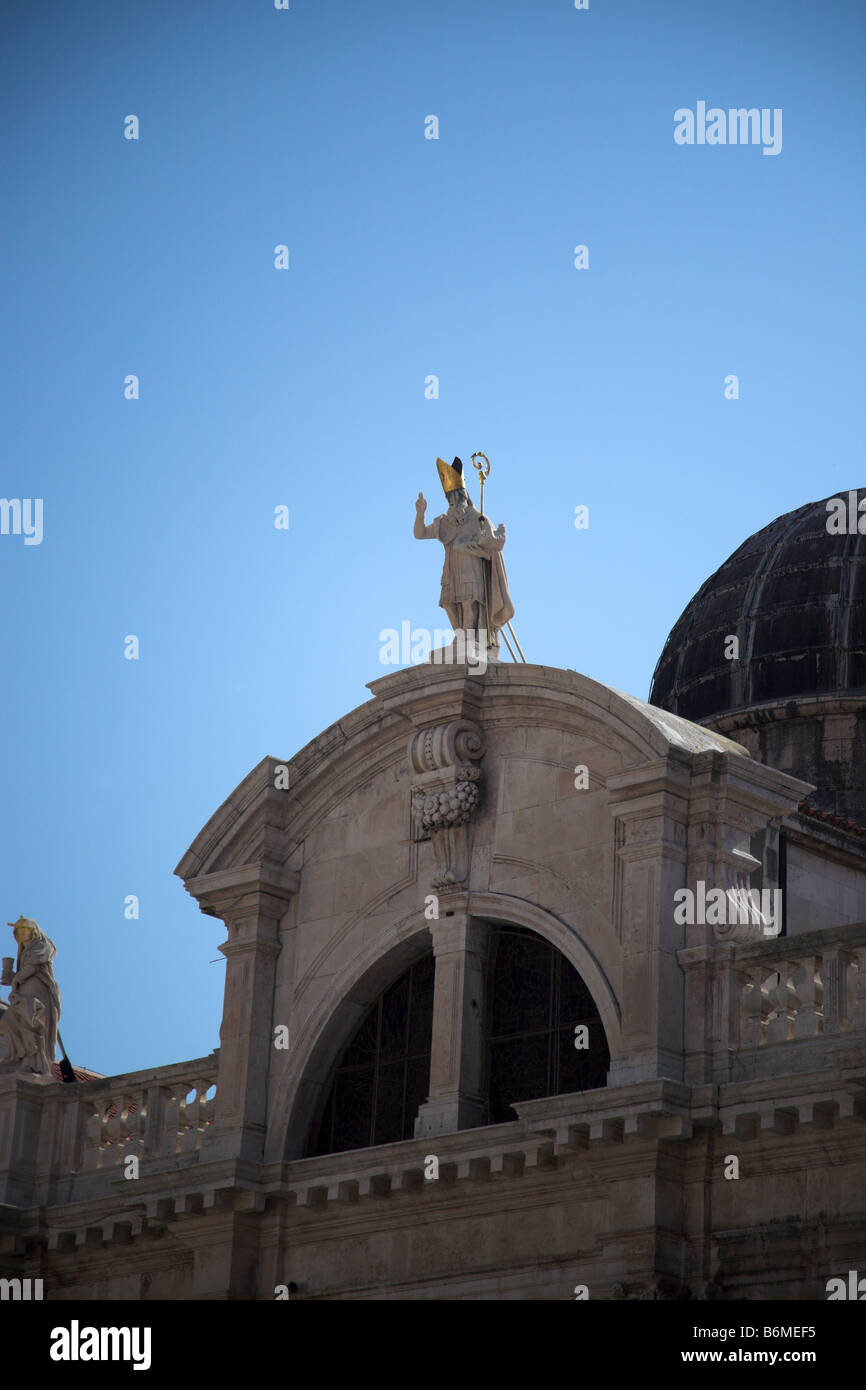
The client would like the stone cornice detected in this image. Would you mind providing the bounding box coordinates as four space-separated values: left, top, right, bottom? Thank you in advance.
175 663 770 892
174 761 299 881
367 663 486 728
678 918 866 969
607 752 692 817
0 1052 219 1100
786 813 866 865
685 749 813 821
707 693 866 735
6 1069 866 1241
184 862 299 921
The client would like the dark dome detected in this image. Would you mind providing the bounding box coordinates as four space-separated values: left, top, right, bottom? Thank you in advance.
650 491 866 722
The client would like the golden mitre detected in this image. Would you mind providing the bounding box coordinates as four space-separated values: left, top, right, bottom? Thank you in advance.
436 456 465 495
8 915 38 939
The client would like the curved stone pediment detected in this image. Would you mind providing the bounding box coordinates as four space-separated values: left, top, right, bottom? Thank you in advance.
172 660 811 1170
175 664 755 883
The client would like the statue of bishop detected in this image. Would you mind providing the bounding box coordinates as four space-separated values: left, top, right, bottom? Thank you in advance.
414 456 514 661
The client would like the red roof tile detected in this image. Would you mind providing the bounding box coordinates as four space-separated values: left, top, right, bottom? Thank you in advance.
51 1061 105 1083
797 802 866 839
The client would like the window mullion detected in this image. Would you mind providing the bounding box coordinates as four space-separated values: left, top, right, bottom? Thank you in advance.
369 997 383 1147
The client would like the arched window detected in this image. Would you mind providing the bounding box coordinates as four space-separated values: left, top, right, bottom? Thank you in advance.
309 953 435 1157
484 925 608 1123
306 926 608 1156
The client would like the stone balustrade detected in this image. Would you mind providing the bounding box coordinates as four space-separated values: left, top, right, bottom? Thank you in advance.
3 1042 865 1267
679 921 866 1084
80 1061 218 1173
3 927 866 1239
735 930 866 1046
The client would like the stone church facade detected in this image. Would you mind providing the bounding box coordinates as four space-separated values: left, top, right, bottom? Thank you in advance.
1 493 865 1300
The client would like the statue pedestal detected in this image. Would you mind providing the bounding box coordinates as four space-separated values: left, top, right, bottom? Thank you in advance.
428 635 501 672
0 1061 55 1082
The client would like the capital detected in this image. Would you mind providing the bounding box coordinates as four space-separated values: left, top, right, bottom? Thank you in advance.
183 861 299 928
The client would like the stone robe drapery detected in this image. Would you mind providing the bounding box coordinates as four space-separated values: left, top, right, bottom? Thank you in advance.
428 506 515 630
0 929 61 1076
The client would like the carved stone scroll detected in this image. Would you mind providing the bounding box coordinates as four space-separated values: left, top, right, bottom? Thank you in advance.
409 720 486 889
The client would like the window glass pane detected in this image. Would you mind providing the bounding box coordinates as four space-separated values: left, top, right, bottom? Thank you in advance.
490 930 552 1037
379 971 410 1061
558 963 599 1025
488 1033 549 1123
341 1007 379 1068
329 1068 374 1153
373 1060 405 1146
309 952 434 1156
485 925 608 1121
556 1020 610 1094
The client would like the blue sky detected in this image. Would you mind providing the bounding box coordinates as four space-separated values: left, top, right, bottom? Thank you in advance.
1 0 863 1074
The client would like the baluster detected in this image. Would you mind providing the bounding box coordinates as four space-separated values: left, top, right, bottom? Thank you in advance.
130 1088 147 1143
82 1106 105 1172
792 956 822 1038
120 1090 145 1170
851 949 866 1031
185 1085 202 1131
99 1097 127 1166
177 1087 200 1154
201 1082 216 1130
766 963 796 1044
161 1086 183 1157
740 968 770 1047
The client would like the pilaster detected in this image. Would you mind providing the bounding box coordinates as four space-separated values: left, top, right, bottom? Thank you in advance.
606 753 690 1085
183 862 299 1162
414 912 489 1137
